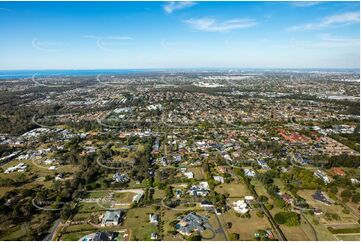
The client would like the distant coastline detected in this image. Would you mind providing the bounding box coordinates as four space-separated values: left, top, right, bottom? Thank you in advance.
0 68 359 79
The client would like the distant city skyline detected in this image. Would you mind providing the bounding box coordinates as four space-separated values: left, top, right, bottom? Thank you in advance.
0 1 359 70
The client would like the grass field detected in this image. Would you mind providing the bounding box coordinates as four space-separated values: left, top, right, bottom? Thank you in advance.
77 202 105 213
280 224 311 241
297 190 358 224
303 213 337 241
85 190 109 199
72 211 102 222
124 207 158 240
215 181 250 198
222 209 272 240
114 192 135 204
188 167 206 180
64 223 95 233
335 234 360 241
250 179 269 197
273 178 287 193
153 188 166 199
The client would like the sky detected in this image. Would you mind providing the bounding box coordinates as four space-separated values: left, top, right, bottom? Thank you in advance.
0 1 359 70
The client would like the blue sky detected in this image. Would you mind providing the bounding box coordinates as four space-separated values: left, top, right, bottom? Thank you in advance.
0 1 359 70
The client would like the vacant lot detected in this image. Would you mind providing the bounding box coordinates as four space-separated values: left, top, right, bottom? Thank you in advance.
335 234 360 241
280 224 311 241
215 181 250 198
222 209 271 240
114 192 135 204
250 179 269 197
124 207 158 240
153 188 166 199
188 167 206 180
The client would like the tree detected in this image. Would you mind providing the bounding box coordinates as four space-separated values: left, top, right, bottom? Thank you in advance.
229 233 240 240
352 193 360 203
61 204 72 219
341 190 352 202
188 234 202 241
274 212 300 226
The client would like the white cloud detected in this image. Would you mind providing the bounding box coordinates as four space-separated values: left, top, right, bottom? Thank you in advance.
288 11 360 31
290 1 321 7
163 1 196 14
184 17 257 32
289 34 359 48
32 38 70 52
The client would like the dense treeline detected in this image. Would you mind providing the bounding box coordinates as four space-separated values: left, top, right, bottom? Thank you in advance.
325 155 360 168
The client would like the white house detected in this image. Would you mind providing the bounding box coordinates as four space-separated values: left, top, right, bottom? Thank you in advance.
314 169 331 184
49 166 57 171
183 171 194 179
232 200 249 214
213 176 224 183
149 213 159 224
44 159 55 165
244 168 256 177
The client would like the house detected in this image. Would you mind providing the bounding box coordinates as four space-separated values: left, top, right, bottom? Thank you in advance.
55 173 64 181
49 166 57 171
281 194 293 205
314 208 323 215
101 210 123 227
217 166 228 174
175 189 182 199
215 208 222 215
244 168 256 177
213 176 224 183
160 157 168 166
187 182 210 197
200 201 213 209
265 230 274 240
173 155 181 163
330 167 346 177
183 171 194 179
132 193 143 203
149 213 159 224
176 212 208 236
232 200 249 214
312 190 333 206
43 159 55 165
257 160 270 170
150 232 158 240
113 173 129 183
93 231 117 241
80 231 117 241
4 163 27 173
244 196 254 202
314 169 331 184
351 178 360 185
280 167 288 173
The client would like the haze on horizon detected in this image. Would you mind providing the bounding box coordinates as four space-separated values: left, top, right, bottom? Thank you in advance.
0 1 360 70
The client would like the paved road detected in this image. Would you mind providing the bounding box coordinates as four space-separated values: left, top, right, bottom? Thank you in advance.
212 208 228 241
259 201 287 241
300 211 318 241
43 219 61 241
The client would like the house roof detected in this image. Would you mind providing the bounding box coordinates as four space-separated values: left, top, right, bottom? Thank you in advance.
103 210 122 224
